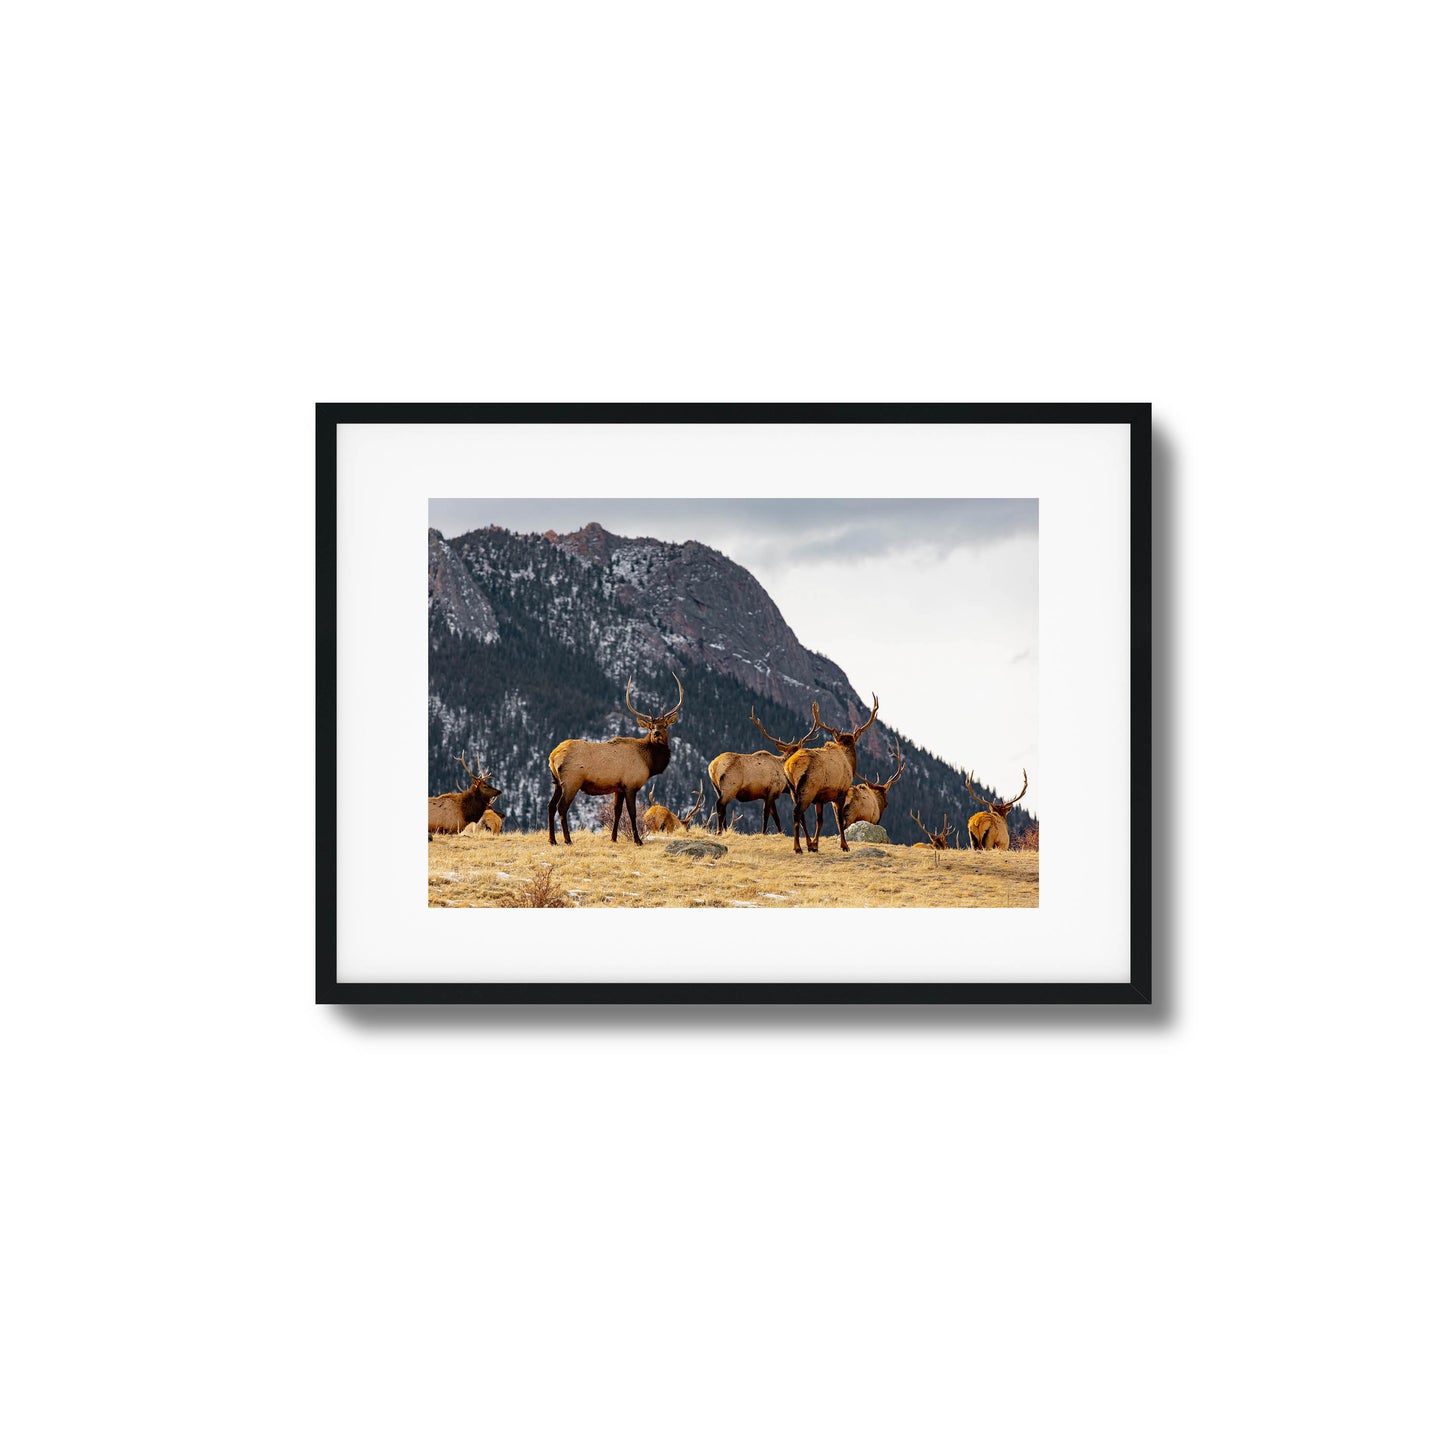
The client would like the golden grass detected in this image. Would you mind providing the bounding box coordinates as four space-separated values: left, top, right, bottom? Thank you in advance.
428 827 1039 909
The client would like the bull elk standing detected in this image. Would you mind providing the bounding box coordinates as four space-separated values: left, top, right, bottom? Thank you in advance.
708 707 819 835
428 754 502 834
547 674 684 846
643 780 706 835
784 694 879 853
965 769 1028 850
841 739 905 832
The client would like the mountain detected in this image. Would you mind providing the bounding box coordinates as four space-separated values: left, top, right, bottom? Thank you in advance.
428 522 1037 840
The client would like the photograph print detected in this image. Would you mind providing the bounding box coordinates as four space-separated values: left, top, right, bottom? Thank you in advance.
427 497 1040 911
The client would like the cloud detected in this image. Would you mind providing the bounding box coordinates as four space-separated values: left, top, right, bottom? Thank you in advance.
429 497 1037 568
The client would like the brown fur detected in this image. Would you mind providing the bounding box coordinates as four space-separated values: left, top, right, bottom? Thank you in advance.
841 740 905 831
642 780 705 835
964 769 1028 851
967 810 1011 849
428 757 501 834
548 675 684 846
642 804 681 834
784 695 879 853
709 708 819 835
460 809 505 837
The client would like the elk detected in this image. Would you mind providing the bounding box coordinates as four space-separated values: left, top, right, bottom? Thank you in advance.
547 674 684 846
642 780 707 835
461 808 505 836
910 809 956 850
784 694 879 853
708 706 819 835
965 769 1028 850
841 739 905 832
428 754 502 833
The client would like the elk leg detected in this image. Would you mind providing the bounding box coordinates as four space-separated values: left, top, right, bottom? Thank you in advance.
793 794 806 853
834 799 849 850
547 781 563 846
625 788 642 845
716 799 728 835
808 802 823 852
559 788 575 845
610 789 624 842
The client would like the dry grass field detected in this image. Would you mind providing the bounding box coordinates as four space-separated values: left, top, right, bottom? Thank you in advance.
428 828 1039 908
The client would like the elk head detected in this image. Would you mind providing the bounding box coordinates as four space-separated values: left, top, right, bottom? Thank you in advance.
965 768 1028 821
911 809 956 850
454 753 501 810
964 769 1028 850
749 706 820 758
816 693 879 757
860 739 905 803
624 672 685 742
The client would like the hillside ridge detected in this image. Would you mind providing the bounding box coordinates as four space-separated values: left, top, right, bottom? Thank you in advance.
428 523 1036 838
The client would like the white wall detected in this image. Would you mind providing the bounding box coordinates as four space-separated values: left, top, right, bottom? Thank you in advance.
6 5 1439 1443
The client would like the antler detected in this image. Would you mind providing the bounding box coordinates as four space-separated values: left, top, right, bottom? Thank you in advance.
964 770 988 808
912 808 952 848
680 779 707 826
869 739 905 789
855 692 880 740
750 704 819 754
623 677 648 724
625 672 685 726
1002 769 1028 807
453 752 490 785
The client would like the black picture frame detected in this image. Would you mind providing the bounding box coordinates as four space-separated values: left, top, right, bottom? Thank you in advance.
317 402 1151 1005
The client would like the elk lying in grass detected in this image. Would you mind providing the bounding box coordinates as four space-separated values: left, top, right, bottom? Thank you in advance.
461 808 505 836
965 769 1028 850
841 739 905 832
708 707 819 835
547 674 684 846
784 694 879 853
911 810 956 850
428 754 502 834
643 780 707 835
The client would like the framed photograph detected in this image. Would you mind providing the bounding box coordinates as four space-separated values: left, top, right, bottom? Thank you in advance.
318 403 1150 1004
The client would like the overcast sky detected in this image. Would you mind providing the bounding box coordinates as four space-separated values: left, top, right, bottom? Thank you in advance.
432 497 1039 815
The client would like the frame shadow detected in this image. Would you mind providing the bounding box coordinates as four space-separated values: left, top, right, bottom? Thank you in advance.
329 422 1177 1033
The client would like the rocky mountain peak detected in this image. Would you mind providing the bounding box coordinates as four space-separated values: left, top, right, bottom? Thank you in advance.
427 521 1037 836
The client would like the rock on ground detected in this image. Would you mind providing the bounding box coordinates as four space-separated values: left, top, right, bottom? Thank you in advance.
664 840 728 860
819 845 891 863
844 822 890 844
